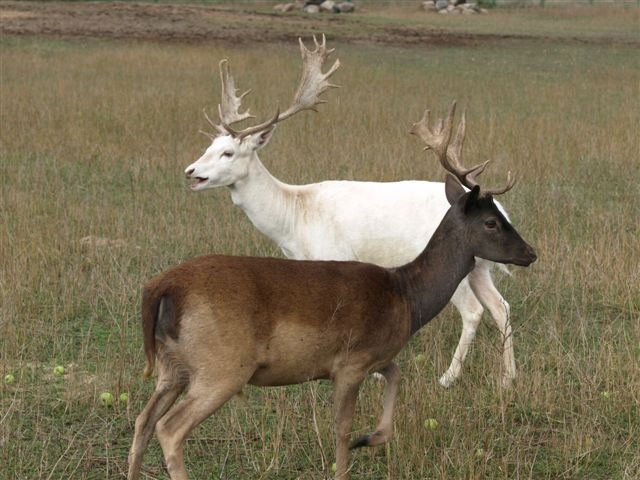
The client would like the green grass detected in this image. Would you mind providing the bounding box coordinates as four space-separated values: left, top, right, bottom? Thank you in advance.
1 9 639 480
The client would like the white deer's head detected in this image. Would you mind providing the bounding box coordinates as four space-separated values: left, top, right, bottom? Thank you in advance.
185 128 276 190
185 35 339 190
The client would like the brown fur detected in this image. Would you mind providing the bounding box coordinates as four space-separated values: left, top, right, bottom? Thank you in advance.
143 256 411 386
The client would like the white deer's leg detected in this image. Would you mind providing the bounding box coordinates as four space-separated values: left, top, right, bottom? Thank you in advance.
468 265 515 388
440 277 484 388
350 362 400 449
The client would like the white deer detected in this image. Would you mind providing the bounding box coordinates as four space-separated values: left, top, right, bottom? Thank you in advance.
185 36 521 387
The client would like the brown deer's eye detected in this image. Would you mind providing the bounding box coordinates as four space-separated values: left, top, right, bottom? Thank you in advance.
485 220 497 229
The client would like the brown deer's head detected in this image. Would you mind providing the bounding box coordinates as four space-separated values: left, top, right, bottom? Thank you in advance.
412 101 537 267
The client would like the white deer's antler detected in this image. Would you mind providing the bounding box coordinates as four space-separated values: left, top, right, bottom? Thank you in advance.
217 59 255 131
279 35 341 122
210 34 340 139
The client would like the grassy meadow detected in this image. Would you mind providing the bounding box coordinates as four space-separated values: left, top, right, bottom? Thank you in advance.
1 7 639 480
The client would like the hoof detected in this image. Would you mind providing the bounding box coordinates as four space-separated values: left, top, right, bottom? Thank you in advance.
349 431 384 450
438 373 456 388
501 375 515 389
349 435 370 450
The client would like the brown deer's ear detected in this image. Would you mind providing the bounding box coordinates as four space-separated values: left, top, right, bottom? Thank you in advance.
444 174 466 206
463 185 481 214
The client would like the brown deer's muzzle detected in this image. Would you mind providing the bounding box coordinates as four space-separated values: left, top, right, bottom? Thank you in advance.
514 243 537 267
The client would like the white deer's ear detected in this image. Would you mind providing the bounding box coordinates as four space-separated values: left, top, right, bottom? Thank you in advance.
243 126 277 151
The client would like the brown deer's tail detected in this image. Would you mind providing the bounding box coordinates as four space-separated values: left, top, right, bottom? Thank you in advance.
141 286 161 378
141 285 182 378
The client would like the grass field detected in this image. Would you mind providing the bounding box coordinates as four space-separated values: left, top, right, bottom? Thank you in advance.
1 3 639 479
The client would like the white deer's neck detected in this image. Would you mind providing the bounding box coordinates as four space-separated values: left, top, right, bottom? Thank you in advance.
228 155 296 246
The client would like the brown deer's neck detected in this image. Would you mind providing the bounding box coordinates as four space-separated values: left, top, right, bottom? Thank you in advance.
394 211 476 335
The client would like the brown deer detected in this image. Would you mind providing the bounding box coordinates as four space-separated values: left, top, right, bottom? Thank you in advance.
128 104 537 480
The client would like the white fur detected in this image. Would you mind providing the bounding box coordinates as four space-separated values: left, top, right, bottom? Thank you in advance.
186 131 517 387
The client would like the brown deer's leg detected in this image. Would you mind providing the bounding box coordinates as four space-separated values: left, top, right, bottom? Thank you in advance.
350 362 401 449
155 373 250 480
128 367 186 480
332 372 364 479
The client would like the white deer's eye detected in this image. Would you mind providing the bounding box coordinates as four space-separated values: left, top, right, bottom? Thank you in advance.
221 151 233 158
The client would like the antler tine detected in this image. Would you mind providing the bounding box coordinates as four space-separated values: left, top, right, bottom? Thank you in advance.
206 36 339 140
203 108 216 129
198 129 217 141
216 59 255 130
222 108 281 140
448 109 466 168
202 107 226 135
411 101 516 196
224 35 340 139
410 101 456 169
481 170 516 196
445 109 483 180
313 33 336 55
278 34 341 122
449 110 516 195
410 109 432 151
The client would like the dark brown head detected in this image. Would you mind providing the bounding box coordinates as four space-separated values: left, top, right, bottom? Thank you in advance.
444 175 537 267
412 101 536 267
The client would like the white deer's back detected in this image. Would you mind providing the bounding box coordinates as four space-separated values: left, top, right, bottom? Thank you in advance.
282 180 450 268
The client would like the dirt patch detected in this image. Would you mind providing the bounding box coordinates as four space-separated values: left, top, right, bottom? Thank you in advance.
0 1 633 47
0 9 36 20
0 1 528 47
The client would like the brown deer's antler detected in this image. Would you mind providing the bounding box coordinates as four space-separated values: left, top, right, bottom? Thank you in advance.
410 101 515 196
210 34 340 139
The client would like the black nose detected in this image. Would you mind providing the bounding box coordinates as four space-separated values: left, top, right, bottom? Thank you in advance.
527 246 538 263
185 168 195 178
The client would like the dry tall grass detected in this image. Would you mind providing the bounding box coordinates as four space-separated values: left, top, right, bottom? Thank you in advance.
1 26 638 480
